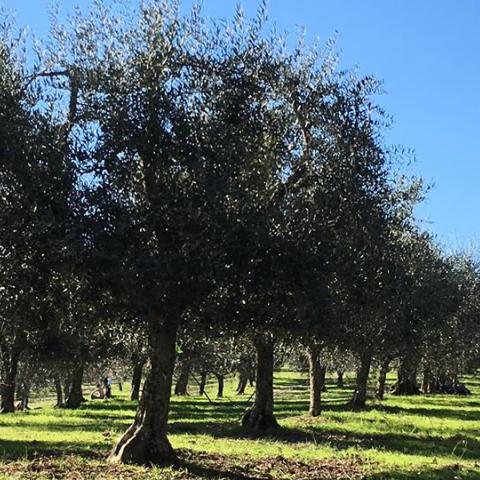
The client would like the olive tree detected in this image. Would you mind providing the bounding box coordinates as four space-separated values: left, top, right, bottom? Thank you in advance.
45 0 306 463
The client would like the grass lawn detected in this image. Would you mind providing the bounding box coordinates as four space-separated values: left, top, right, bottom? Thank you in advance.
0 370 479 479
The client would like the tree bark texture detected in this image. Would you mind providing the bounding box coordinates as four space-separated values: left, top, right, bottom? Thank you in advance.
307 343 323 416
241 333 278 430
109 312 179 465
349 352 372 409
64 359 85 409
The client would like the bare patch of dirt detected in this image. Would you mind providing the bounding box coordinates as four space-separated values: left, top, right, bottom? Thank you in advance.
0 450 372 479
178 449 370 479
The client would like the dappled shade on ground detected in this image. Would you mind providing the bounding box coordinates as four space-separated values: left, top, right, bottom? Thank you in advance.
0 371 479 479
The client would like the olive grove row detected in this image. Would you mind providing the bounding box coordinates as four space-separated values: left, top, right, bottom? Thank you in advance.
0 0 479 466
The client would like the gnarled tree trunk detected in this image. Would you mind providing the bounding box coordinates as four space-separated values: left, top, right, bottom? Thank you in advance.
0 334 25 414
307 343 323 416
131 358 145 402
242 333 278 430
109 312 179 465
349 352 372 409
65 359 85 409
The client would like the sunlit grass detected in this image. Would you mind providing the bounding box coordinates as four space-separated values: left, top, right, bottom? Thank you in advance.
1 370 479 479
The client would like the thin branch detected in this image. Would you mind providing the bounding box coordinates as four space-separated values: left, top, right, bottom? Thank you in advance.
26 69 70 88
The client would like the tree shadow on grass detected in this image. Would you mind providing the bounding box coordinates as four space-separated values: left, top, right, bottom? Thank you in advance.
177 460 264 480
370 465 480 480
273 377 309 393
388 396 480 408
169 419 480 461
170 399 312 421
1 420 132 433
4 390 480 470
173 448 367 480
2 426 479 480
369 403 480 422
73 401 137 412
0 438 108 460
177 462 480 480
1 443 479 480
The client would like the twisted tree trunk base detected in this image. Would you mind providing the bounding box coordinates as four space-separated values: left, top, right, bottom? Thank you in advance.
109 312 179 465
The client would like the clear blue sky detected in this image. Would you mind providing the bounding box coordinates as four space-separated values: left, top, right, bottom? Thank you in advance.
2 0 479 248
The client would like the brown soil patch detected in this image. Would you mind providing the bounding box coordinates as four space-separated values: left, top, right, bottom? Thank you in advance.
0 450 371 479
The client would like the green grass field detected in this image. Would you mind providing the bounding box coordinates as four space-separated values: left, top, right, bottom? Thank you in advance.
0 371 479 479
